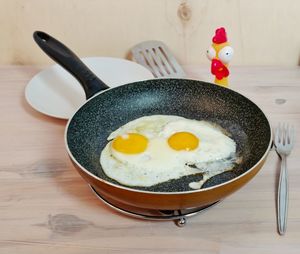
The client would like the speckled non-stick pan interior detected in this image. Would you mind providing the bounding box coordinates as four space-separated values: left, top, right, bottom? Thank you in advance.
67 79 271 192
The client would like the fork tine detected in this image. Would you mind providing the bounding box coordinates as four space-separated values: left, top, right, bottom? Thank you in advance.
285 123 290 145
281 123 285 145
289 125 295 146
278 123 283 144
283 123 287 145
275 124 280 145
286 124 290 145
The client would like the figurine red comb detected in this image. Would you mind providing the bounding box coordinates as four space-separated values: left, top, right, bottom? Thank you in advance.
212 27 227 44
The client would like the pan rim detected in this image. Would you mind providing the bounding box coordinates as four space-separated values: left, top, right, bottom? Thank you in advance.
64 78 273 195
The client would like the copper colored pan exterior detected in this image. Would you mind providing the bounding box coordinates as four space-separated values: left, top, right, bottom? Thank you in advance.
70 154 269 210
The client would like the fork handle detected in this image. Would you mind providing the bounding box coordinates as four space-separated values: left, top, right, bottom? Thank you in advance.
277 155 288 235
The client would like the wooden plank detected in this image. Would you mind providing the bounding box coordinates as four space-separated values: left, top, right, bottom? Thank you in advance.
1 0 300 66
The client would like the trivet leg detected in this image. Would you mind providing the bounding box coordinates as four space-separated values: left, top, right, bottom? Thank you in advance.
175 217 186 227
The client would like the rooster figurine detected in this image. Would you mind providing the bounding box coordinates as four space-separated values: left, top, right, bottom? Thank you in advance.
206 27 234 87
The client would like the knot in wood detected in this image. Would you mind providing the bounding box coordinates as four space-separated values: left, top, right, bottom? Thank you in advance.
178 2 192 21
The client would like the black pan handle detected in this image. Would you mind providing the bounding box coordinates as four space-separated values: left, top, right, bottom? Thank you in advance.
33 31 109 99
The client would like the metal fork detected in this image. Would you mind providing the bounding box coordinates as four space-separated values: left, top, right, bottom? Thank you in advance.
274 123 295 235
131 41 186 78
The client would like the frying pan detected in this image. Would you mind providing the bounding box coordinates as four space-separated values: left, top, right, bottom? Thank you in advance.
33 31 272 210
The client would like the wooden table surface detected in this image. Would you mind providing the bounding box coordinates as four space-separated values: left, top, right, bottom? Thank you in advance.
0 65 299 253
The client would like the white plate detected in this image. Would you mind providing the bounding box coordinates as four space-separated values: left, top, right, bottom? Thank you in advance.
25 57 154 119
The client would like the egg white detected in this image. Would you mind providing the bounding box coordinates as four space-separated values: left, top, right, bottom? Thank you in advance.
100 115 237 189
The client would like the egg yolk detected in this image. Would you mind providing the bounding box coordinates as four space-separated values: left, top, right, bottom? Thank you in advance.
168 132 199 151
112 133 148 154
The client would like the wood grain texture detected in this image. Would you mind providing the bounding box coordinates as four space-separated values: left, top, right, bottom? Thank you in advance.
0 65 300 253
1 0 300 66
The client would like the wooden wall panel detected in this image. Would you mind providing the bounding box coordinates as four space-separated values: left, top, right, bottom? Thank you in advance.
0 0 299 65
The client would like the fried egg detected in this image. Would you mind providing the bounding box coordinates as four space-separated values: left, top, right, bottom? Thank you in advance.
100 115 237 189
